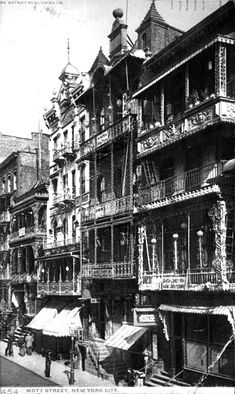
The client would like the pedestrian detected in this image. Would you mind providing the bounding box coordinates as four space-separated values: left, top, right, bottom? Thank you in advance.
19 342 26 357
18 334 26 356
25 332 33 355
45 350 52 378
5 330 15 357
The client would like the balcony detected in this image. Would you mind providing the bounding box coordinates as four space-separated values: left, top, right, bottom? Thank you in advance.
52 190 75 206
79 115 136 161
81 261 135 279
81 195 132 222
53 148 65 165
11 273 37 284
61 143 76 159
138 97 235 158
37 280 81 296
10 226 36 241
139 268 235 291
136 161 224 208
43 237 79 256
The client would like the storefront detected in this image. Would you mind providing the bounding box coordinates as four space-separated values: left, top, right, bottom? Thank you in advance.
158 304 235 386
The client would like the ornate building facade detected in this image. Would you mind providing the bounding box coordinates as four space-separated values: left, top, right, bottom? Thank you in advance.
33 0 235 387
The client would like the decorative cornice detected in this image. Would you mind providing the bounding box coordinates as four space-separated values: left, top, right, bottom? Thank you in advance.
134 184 221 213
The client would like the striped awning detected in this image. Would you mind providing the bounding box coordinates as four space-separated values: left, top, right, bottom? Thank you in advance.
104 324 148 350
27 301 67 330
158 304 235 335
42 302 82 337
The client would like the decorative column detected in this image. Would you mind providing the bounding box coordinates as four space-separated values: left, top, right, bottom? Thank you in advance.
160 81 164 126
215 43 227 97
208 200 228 288
32 204 39 232
111 224 114 277
172 233 179 271
18 247 23 274
138 225 146 286
185 62 189 108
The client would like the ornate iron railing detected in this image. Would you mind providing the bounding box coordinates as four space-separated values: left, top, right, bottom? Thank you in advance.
139 268 235 291
81 261 135 279
137 161 224 206
81 195 132 222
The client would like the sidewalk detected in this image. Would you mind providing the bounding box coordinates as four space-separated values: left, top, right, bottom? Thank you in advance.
0 341 115 387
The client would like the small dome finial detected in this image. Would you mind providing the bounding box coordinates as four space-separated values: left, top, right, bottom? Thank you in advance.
113 8 123 19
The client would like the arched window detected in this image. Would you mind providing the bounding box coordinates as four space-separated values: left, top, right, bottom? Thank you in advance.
13 170 17 191
39 206 47 229
81 164 86 195
142 32 147 50
7 174 11 193
97 176 105 203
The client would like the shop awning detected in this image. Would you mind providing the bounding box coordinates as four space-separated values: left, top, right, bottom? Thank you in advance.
27 301 67 330
42 302 82 337
104 323 148 351
159 304 235 336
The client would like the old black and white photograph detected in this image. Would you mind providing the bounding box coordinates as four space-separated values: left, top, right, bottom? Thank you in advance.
0 0 235 392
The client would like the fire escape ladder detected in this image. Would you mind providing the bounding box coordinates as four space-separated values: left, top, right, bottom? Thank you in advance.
142 158 157 187
121 139 129 196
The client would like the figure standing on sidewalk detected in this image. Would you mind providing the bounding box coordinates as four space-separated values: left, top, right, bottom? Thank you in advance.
45 350 52 378
5 327 15 357
25 332 33 355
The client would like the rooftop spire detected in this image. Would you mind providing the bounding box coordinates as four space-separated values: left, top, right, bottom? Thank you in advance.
136 0 166 32
67 38 70 63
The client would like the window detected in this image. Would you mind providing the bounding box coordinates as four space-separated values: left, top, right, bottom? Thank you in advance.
2 178 5 193
142 32 147 50
80 116 86 143
63 174 68 192
7 174 11 193
13 170 17 190
72 170 76 196
97 176 105 203
63 130 68 146
52 178 58 194
81 165 86 195
72 215 76 239
63 218 68 240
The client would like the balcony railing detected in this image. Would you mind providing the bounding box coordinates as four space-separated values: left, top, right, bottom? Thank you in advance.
79 115 135 160
137 161 224 206
0 211 10 222
53 148 65 163
81 195 132 222
44 237 79 250
139 268 235 291
61 143 75 157
138 97 235 158
52 190 75 205
37 280 81 296
81 261 135 279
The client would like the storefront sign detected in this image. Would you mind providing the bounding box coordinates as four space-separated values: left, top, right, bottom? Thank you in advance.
19 227 25 237
133 307 156 326
97 130 110 147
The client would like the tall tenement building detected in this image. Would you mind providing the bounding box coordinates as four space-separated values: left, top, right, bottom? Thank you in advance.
0 132 49 326
28 0 235 387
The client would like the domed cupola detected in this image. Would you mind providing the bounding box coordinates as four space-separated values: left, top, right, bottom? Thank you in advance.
59 39 80 84
108 8 128 64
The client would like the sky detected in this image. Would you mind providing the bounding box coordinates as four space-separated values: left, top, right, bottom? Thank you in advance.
0 0 229 138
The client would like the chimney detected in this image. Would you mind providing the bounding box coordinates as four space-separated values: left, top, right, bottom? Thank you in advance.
108 8 128 64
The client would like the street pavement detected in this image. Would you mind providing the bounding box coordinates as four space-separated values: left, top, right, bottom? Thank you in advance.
0 356 57 386
0 341 115 387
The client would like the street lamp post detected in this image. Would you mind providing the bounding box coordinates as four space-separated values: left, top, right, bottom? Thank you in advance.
69 323 77 385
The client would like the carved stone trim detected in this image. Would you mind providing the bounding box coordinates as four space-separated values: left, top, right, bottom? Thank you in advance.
208 200 228 288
